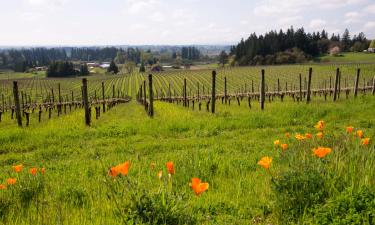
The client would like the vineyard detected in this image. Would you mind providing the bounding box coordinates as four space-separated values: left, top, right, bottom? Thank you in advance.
0 64 374 224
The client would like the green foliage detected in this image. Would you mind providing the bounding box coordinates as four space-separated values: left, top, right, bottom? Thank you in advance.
79 63 90 76
307 187 375 225
107 60 119 74
272 166 329 222
47 61 77 77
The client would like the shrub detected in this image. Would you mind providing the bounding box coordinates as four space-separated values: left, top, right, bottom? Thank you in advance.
272 166 329 222
307 187 375 225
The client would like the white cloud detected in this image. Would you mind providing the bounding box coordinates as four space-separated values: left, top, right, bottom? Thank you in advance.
344 11 361 24
363 4 375 13
364 21 375 30
125 0 159 14
309 19 327 30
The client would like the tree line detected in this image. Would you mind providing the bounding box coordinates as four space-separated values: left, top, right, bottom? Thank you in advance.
230 27 370 66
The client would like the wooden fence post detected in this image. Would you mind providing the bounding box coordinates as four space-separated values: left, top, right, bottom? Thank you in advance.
143 80 147 111
354 69 360 98
197 82 200 100
13 81 22 127
101 82 106 113
299 73 302 101
211 70 216 114
333 68 339 101
372 76 375 95
82 78 90 126
224 76 227 104
306 67 312 104
183 78 187 107
148 74 154 117
260 69 265 110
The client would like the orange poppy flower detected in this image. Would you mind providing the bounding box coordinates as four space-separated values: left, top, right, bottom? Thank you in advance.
313 147 332 158
117 161 130 176
6 178 16 185
166 162 175 175
189 178 209 196
29 168 37 176
316 132 324 139
0 184 6 190
314 120 325 131
346 126 354 133
285 132 291 138
281 144 288 151
357 130 364 138
41 167 45 175
257 157 272 170
12 164 23 173
295 134 306 141
274 140 280 147
305 133 312 139
157 170 162 179
362 138 370 146
108 161 130 178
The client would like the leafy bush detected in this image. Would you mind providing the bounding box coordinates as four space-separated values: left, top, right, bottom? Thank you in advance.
307 187 375 225
272 166 329 222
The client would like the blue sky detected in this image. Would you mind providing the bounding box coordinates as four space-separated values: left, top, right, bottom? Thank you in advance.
1 0 374 45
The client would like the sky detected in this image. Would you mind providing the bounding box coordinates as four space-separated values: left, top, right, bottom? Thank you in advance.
0 0 374 46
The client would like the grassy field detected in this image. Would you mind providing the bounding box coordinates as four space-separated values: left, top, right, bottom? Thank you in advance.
320 52 375 63
0 93 374 224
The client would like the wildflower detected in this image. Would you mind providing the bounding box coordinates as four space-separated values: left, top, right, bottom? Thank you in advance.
346 126 354 133
157 170 162 179
189 178 209 196
316 132 324 139
150 162 156 170
108 161 130 178
305 133 312 139
274 140 280 147
116 161 130 176
41 167 45 175
29 168 37 176
281 144 288 152
257 157 272 170
6 178 16 185
357 130 364 138
12 164 23 173
313 147 332 158
295 134 306 141
314 120 325 131
0 184 6 190
285 132 291 138
166 162 175 175
362 138 370 146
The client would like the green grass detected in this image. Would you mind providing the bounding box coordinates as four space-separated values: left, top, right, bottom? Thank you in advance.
320 52 375 63
0 94 374 224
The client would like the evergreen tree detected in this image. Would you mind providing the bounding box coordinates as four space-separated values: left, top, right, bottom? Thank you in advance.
139 61 146 73
107 61 119 74
218 51 229 66
79 63 90 76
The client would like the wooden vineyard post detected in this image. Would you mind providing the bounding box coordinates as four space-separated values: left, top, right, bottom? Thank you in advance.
224 76 227 104
197 82 200 100
338 71 341 99
101 82 106 113
82 78 90 126
333 68 339 101
148 74 154 117
183 78 187 107
299 73 302 101
13 81 22 127
372 76 375 95
211 70 216 114
306 67 312 104
112 85 115 98
1 94 4 112
354 69 360 98
260 69 265 110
